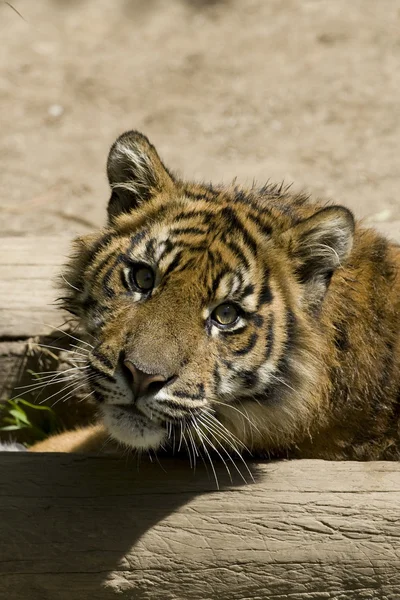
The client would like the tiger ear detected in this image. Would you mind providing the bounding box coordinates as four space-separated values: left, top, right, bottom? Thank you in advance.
283 206 354 302
106 131 175 223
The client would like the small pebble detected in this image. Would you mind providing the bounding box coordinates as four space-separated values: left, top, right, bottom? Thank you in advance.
48 104 64 118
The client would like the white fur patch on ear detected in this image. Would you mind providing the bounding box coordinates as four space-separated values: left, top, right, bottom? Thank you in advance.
286 206 355 281
106 130 175 222
110 140 157 199
300 213 354 268
282 206 355 308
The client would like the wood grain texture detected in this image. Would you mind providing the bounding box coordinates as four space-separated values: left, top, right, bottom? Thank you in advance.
1 455 399 600
0 236 71 338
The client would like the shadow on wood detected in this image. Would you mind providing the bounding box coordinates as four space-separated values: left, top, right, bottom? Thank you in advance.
1 456 400 599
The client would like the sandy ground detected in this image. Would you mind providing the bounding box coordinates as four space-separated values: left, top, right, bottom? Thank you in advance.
1 0 400 237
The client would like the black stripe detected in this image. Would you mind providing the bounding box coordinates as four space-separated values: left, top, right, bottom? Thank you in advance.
184 190 214 202
220 207 258 257
127 229 147 254
243 283 255 297
265 315 274 360
174 383 205 400
277 310 297 384
211 270 226 295
245 211 273 236
171 227 207 236
167 241 207 251
103 255 123 298
222 237 250 269
275 310 297 376
88 363 116 383
163 251 183 278
90 231 115 257
91 389 105 403
92 379 113 393
157 239 174 263
258 273 273 306
213 364 222 394
144 237 156 258
184 186 220 201
239 370 258 388
285 310 297 354
175 209 216 222
234 332 258 356
91 349 115 372
90 250 116 286
251 314 264 328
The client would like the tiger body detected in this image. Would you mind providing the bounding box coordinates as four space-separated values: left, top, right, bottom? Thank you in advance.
31 131 400 460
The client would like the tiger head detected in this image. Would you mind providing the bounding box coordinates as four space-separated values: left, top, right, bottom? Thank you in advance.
62 131 354 456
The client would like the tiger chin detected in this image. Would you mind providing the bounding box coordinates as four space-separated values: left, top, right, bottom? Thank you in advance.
31 130 400 461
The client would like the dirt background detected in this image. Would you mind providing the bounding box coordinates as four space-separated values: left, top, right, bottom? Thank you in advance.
1 0 399 236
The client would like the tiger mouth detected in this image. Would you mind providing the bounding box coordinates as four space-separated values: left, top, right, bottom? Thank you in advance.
114 403 146 417
113 402 188 426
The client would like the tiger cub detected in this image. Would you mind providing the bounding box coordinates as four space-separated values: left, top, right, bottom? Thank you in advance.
31 130 400 460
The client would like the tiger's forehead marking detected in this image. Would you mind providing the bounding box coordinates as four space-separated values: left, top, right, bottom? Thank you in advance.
113 199 272 313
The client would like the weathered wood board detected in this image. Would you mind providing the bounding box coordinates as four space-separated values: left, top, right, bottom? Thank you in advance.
0 237 95 442
0 236 72 339
0 456 399 600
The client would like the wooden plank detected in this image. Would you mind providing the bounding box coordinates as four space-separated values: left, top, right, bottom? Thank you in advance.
0 236 72 338
0 237 96 444
0 456 399 599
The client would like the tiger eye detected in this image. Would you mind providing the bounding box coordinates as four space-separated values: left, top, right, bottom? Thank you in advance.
131 265 155 291
212 303 239 326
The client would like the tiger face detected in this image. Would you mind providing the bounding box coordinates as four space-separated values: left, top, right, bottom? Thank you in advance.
62 131 354 456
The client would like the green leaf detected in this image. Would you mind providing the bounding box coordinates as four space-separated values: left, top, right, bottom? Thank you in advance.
6 399 20 410
0 424 28 431
15 398 55 413
9 408 31 426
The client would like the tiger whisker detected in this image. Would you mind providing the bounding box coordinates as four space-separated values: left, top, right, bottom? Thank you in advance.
51 380 93 407
14 368 89 393
197 413 254 483
38 322 95 348
200 410 250 453
186 427 198 472
178 420 184 453
34 343 89 359
37 376 93 405
269 374 296 393
27 364 88 378
61 274 82 293
10 371 83 400
191 417 232 483
191 422 220 490
77 390 95 404
210 399 263 437
23 365 89 382
182 430 193 469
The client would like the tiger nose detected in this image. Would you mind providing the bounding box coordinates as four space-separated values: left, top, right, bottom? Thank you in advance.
123 360 169 399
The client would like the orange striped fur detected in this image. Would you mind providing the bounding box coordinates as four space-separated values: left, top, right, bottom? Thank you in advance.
31 131 400 460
